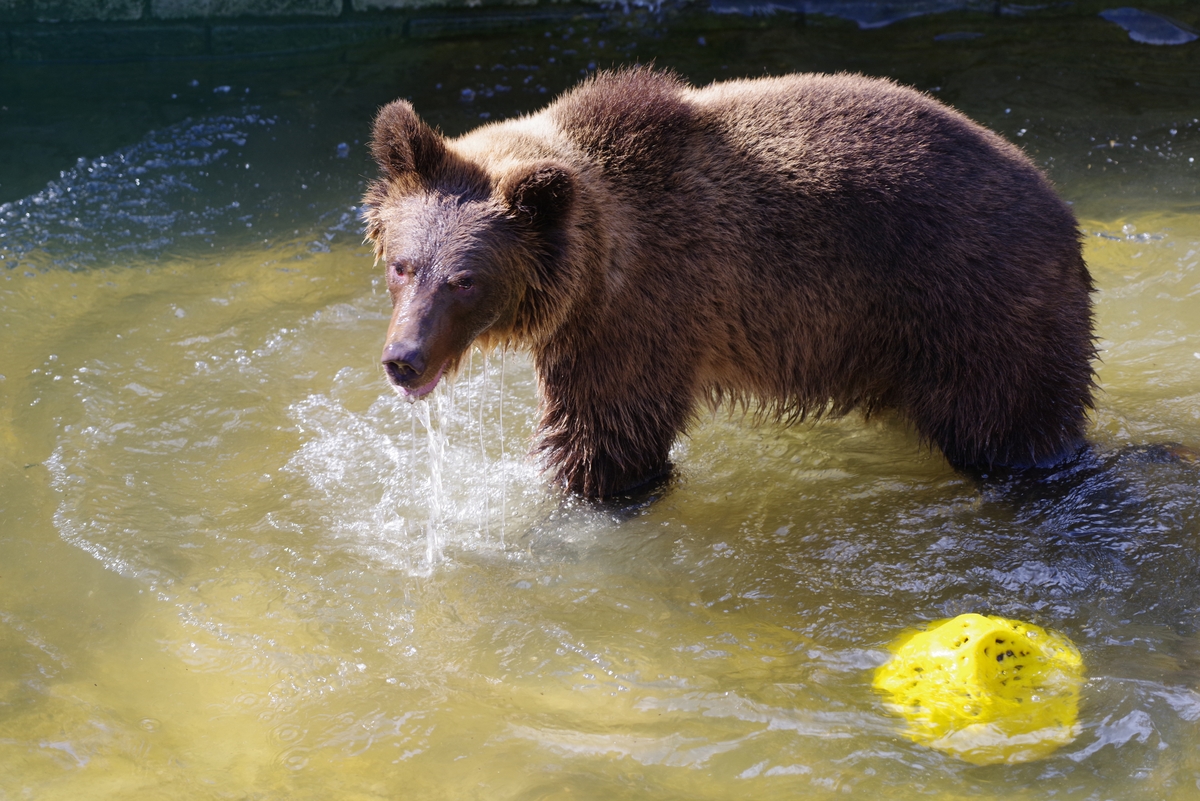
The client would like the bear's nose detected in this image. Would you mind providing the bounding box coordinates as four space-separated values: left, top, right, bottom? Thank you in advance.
382 343 426 386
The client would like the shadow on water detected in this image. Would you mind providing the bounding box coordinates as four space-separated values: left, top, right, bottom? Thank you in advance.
971 442 1200 631
581 465 680 519
979 442 1198 542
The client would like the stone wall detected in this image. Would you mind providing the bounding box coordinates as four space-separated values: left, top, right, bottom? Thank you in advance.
0 0 590 22
0 0 614 62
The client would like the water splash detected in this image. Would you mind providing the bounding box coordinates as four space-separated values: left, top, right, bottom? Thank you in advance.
285 346 544 575
0 110 369 273
0 114 276 271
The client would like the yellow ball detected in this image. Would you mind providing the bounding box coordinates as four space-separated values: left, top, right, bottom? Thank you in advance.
873 613 1084 765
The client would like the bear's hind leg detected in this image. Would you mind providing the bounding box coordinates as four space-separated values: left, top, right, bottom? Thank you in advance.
906 362 1092 471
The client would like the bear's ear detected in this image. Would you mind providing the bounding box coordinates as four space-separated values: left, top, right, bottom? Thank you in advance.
500 162 576 230
370 100 446 179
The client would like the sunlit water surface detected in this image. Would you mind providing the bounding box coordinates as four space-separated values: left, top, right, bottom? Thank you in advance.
2 7 1200 799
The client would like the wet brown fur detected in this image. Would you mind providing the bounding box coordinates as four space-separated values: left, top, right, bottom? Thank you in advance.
363 69 1096 498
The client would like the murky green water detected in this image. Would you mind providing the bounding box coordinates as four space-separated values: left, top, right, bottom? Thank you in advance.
3 5 1200 799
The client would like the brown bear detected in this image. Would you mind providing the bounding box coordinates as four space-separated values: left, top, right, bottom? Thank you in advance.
362 68 1095 499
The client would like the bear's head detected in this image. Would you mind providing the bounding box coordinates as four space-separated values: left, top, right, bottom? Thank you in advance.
362 101 578 400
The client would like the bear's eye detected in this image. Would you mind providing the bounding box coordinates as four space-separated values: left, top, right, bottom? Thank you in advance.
391 260 413 282
450 275 475 291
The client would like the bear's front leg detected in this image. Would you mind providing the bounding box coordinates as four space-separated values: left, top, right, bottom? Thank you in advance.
532 343 696 499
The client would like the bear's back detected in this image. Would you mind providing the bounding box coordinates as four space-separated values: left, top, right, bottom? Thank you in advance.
686 74 1077 271
538 70 1081 285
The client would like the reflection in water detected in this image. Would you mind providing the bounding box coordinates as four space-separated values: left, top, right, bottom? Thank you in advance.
1099 7 1199 46
2 6 1200 799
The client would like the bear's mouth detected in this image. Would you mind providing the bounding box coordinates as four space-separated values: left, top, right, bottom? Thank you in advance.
389 361 446 402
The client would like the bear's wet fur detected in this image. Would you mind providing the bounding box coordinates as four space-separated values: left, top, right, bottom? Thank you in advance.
363 68 1096 499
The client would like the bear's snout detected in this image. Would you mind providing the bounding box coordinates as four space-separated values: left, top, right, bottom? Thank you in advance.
382 340 447 400
382 342 427 387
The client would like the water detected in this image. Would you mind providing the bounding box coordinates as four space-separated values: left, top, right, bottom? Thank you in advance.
3 4 1200 798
